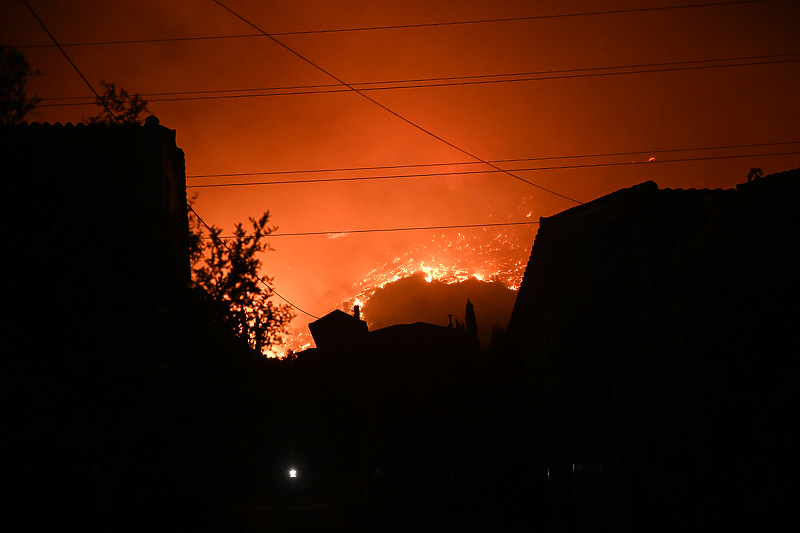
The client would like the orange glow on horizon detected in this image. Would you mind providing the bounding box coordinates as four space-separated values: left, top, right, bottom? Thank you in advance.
3 0 798 358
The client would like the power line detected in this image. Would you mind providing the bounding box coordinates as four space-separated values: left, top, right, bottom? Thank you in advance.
38 53 800 107
187 150 800 188
20 0 776 48
210 221 540 239
19 2 317 321
211 0 581 204
186 141 800 178
188 204 319 319
19 0 118 123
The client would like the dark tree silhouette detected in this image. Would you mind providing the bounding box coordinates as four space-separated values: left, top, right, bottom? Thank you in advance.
465 298 479 349
86 80 151 124
0 45 40 123
189 208 294 355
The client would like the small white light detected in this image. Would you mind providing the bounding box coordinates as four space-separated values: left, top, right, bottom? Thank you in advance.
289 469 297 478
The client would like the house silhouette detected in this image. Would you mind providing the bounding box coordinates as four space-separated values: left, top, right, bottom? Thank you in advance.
293 307 475 506
1 117 200 525
308 308 370 351
1 116 190 293
507 168 800 532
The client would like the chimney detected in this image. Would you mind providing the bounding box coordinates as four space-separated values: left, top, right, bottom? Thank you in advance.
354 305 361 320
448 314 453 328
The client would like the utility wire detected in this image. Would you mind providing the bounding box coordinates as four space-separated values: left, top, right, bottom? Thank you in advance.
20 1 318 321
38 53 800 107
209 221 540 239
186 141 800 178
19 0 119 123
187 204 319 319
211 0 582 205
187 150 800 188
21 0 776 48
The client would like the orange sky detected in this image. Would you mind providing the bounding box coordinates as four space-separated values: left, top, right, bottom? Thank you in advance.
3 0 799 348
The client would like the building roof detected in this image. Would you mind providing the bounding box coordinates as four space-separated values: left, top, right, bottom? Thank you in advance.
1 116 190 288
308 309 370 351
508 168 800 340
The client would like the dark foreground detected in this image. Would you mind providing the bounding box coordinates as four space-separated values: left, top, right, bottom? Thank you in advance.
216 501 528 533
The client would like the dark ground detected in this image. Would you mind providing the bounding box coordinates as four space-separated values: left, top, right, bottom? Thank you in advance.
215 500 529 533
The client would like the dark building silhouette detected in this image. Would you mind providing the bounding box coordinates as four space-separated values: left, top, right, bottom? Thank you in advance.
1 117 190 297
308 308 370 351
294 309 479 510
305 305 472 363
1 118 209 526
1 117 191 370
507 169 800 531
303 306 474 372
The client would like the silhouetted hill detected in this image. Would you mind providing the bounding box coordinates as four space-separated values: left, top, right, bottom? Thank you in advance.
363 273 517 350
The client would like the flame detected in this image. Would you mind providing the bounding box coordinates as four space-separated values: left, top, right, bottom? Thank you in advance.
266 340 312 359
276 196 541 356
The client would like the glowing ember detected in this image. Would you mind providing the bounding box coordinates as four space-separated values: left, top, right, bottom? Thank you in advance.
352 224 535 299
273 196 541 357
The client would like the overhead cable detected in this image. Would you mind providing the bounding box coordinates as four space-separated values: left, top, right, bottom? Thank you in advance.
19 0 119 123
188 204 319 319
209 221 540 239
186 141 800 178
21 0 775 48
211 0 582 204
38 53 800 107
187 150 800 188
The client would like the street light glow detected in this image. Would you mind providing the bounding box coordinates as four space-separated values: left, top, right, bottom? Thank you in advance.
289 469 297 478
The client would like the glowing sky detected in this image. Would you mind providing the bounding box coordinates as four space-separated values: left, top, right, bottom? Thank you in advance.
3 0 799 349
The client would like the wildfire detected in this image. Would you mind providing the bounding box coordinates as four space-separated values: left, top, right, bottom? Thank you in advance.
354 226 534 297
272 196 541 357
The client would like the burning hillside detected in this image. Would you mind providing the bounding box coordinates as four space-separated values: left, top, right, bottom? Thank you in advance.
273 196 541 357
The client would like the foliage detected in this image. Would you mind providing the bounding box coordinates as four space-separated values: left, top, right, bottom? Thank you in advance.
0 45 40 124
747 167 763 182
86 80 150 124
189 206 295 355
